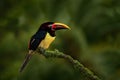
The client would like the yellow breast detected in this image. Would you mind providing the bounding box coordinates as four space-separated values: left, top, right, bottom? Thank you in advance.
39 33 55 49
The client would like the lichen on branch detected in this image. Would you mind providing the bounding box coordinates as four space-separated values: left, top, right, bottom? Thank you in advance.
36 48 101 80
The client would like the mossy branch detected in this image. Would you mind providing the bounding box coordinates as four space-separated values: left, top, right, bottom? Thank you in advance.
37 48 101 80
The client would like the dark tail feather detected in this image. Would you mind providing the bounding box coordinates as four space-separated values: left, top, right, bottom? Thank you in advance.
20 51 33 72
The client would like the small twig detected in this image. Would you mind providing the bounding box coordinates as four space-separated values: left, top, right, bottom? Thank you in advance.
37 49 101 80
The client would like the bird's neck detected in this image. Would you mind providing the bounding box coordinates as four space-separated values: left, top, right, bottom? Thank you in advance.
49 31 55 37
36 30 55 37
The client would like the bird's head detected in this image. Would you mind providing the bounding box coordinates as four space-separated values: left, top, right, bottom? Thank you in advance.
38 22 71 36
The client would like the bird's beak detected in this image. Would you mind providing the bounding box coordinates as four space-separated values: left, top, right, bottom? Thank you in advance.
53 23 71 30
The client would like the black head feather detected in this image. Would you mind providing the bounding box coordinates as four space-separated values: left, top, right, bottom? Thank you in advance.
38 22 54 30
36 22 55 37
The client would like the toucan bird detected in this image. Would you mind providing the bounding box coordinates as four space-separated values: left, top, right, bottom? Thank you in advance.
20 22 70 72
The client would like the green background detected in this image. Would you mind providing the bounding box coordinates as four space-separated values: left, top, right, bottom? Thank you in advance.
0 0 120 80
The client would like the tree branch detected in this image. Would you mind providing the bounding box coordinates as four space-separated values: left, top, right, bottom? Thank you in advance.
36 48 101 80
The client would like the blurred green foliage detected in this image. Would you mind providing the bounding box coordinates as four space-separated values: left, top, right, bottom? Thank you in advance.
0 0 120 80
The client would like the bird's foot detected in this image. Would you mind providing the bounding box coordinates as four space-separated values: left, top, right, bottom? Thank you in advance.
38 47 46 54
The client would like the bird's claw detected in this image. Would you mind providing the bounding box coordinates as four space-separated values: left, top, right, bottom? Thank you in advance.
38 47 46 54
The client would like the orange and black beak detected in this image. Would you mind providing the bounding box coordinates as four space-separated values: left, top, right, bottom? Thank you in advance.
53 23 71 30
